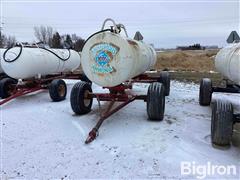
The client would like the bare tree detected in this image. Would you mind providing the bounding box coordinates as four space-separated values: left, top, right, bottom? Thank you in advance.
6 36 16 48
34 26 46 43
0 31 7 48
46 26 53 46
34 26 53 45
0 32 16 48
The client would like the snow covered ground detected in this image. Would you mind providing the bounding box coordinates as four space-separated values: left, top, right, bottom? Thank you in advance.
1 80 240 179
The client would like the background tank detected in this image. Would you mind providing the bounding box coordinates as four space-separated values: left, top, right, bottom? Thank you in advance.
1 46 81 79
215 43 240 86
81 31 156 87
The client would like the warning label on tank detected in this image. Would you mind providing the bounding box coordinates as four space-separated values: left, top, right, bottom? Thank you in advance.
90 43 119 74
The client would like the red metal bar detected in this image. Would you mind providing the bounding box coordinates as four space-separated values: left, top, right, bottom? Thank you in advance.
24 72 82 84
0 87 43 106
85 96 136 144
103 84 133 93
89 93 130 101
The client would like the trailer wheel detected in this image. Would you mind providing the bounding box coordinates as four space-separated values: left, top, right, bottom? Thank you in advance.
199 78 212 106
211 100 233 147
158 71 170 96
147 82 165 121
49 79 67 102
0 78 16 98
70 81 93 115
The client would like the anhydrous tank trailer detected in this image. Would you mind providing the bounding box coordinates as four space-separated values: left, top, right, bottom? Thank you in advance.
0 44 85 105
70 19 171 144
199 41 240 147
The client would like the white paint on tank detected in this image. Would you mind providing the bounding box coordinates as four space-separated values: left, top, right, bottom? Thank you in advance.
0 49 6 73
1 47 81 79
81 31 156 87
215 43 240 86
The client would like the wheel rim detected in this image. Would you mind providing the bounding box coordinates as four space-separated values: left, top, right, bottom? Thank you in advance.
84 90 91 107
58 84 66 97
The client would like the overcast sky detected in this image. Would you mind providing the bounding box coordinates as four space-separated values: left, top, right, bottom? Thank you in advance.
0 0 239 48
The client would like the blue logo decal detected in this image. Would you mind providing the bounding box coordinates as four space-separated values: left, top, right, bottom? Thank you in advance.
90 43 119 74
95 51 110 66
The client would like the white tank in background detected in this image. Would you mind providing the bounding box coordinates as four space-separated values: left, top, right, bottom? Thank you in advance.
81 28 156 87
0 49 6 73
1 46 81 79
215 42 240 86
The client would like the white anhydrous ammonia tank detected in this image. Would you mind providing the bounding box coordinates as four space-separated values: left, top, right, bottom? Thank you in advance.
0 49 6 73
1 47 81 79
215 43 240 86
81 31 156 87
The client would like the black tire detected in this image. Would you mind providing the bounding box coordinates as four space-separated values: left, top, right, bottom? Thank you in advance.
70 81 93 115
147 82 165 121
81 74 92 85
158 71 170 96
49 79 67 102
211 100 233 147
0 78 16 98
199 78 212 106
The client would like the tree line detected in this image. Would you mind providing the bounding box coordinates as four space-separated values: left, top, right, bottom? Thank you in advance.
0 31 16 48
0 25 85 51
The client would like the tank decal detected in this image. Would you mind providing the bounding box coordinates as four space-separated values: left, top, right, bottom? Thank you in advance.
90 43 119 74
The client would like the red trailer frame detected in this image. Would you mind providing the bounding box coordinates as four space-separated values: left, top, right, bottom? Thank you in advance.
70 72 170 144
0 72 86 106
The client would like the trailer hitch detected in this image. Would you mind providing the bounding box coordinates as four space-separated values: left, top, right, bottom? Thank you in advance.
85 96 136 144
85 128 99 144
